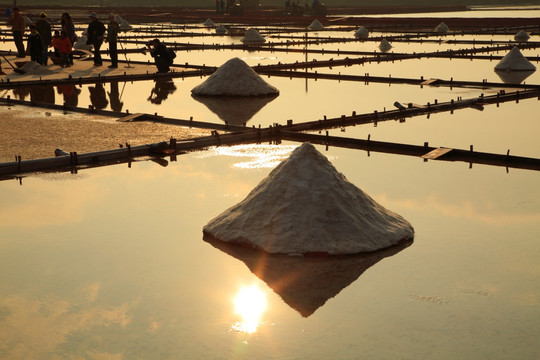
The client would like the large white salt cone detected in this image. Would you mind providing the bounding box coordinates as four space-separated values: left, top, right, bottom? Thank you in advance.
494 46 536 71
215 24 228 35
241 28 266 43
73 35 93 50
379 38 392 52
203 143 414 255
191 57 279 96
514 30 530 42
434 22 449 33
354 26 369 39
308 19 324 31
203 18 216 27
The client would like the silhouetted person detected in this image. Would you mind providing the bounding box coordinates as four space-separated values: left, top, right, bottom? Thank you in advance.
8 7 26 57
106 13 120 68
50 30 72 67
27 25 44 64
61 13 75 66
147 77 177 104
89 83 108 110
30 85 54 104
148 38 172 73
86 12 106 66
58 84 80 107
108 81 124 112
35 12 51 65
12 87 31 100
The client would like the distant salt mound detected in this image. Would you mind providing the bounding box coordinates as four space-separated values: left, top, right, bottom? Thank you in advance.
119 19 132 31
514 30 530 42
20 61 55 75
241 28 266 43
203 143 414 255
82 29 88 36
191 57 279 96
73 35 92 50
354 26 369 39
494 46 536 71
434 22 449 33
215 24 228 35
308 19 324 31
379 38 392 52
203 18 215 27
114 15 124 24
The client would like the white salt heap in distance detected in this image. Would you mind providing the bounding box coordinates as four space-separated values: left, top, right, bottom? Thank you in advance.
494 46 536 71
203 18 215 27
379 38 392 52
119 19 132 32
434 22 449 33
191 57 279 96
203 143 414 255
514 30 530 42
308 19 324 31
241 28 266 43
354 26 369 39
215 24 228 35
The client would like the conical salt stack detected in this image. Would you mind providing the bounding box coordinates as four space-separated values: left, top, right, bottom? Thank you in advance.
379 38 392 52
114 15 124 24
434 22 449 33
203 143 414 255
203 18 216 27
241 28 266 43
191 57 279 96
73 35 92 50
514 30 530 42
494 46 536 71
119 19 132 31
308 19 324 31
215 24 228 35
354 26 369 39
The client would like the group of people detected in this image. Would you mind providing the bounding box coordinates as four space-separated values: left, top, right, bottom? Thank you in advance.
5 7 175 73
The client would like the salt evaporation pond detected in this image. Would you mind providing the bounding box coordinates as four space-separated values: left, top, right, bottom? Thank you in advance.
0 7 539 358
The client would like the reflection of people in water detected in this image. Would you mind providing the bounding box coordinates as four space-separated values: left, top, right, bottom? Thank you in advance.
88 83 109 110
30 85 55 104
57 84 81 107
147 78 177 104
108 80 124 112
12 87 31 100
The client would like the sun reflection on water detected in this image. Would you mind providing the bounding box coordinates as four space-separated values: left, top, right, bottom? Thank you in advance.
201 144 297 169
232 284 267 334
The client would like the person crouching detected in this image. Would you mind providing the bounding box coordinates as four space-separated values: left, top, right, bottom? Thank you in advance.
51 31 72 67
148 39 171 73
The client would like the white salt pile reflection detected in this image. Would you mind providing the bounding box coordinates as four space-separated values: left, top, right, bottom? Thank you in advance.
191 57 279 96
119 20 133 32
494 46 536 71
203 143 414 255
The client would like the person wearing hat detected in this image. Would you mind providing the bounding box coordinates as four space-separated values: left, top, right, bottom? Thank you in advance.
7 7 26 58
105 13 120 68
36 12 52 65
86 12 106 66
148 38 172 74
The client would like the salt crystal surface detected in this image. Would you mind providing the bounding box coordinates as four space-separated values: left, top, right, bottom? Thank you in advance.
434 22 449 33
20 61 55 75
191 57 279 96
514 30 530 42
203 143 414 255
354 26 369 39
73 35 92 50
494 46 536 71
241 28 265 43
379 38 392 52
308 19 324 31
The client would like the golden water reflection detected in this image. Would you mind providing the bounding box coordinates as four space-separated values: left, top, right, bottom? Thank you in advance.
200 144 297 169
232 284 267 334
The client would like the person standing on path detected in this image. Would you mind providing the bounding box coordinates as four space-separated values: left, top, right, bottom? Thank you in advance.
106 13 120 68
7 7 26 58
36 12 52 65
61 13 76 66
86 12 106 66
27 24 44 64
